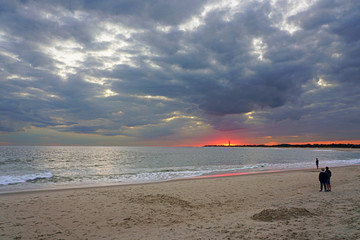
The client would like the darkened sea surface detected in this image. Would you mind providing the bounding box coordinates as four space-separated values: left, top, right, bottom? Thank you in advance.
1 146 360 193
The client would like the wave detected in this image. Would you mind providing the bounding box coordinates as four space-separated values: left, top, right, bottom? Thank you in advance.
0 172 53 186
117 164 267 183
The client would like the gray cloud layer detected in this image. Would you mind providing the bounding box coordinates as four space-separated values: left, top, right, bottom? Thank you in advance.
1 0 359 143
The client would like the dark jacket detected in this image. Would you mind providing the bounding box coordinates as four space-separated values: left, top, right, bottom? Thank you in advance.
319 171 327 183
325 170 332 180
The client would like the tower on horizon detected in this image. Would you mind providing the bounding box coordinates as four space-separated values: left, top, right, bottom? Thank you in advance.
229 140 230 147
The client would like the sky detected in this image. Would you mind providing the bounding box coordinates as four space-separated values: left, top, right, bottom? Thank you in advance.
0 0 360 146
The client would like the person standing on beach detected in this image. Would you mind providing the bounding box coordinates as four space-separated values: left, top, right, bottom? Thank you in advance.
325 167 332 191
316 158 319 169
319 168 327 192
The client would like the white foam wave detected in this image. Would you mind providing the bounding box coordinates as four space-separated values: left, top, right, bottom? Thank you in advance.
0 172 53 185
117 165 266 183
118 170 209 183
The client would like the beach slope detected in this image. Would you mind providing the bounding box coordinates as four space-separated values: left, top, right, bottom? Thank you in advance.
1 165 360 239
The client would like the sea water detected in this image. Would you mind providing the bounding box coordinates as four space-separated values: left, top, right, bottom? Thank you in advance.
1 146 360 193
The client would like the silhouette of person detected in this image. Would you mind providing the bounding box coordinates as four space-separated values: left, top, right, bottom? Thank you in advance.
316 158 319 169
325 166 332 191
319 168 327 192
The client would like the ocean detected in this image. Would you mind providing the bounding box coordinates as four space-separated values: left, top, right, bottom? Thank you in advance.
1 146 360 193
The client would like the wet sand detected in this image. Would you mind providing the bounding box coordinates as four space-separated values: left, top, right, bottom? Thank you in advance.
1 165 360 239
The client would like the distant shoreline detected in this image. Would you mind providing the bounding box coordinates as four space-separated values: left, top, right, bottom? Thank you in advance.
203 143 360 148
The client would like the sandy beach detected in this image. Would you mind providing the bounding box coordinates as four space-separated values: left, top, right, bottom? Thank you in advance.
1 165 359 240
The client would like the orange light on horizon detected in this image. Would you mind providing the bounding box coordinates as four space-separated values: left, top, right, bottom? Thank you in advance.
202 139 360 147
176 137 360 147
202 139 244 146
264 141 282 146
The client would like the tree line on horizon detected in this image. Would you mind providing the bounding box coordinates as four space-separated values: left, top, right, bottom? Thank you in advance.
203 143 360 148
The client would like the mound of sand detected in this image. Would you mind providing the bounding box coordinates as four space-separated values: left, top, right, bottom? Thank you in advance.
251 207 314 222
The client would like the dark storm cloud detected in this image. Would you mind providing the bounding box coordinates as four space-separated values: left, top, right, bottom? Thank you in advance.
1 0 359 142
132 3 312 116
